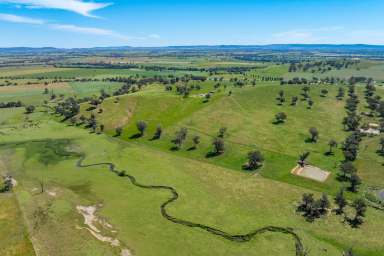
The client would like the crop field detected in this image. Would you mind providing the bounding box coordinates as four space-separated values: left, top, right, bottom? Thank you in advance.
1 51 384 256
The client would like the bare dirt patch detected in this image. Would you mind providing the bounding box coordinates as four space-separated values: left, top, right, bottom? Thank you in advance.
291 165 330 182
76 205 132 256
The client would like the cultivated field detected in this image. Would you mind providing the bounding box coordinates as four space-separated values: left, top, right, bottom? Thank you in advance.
1 51 384 256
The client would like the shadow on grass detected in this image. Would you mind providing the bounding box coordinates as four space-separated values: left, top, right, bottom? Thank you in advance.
170 146 180 151
130 133 142 139
205 151 222 158
304 138 316 143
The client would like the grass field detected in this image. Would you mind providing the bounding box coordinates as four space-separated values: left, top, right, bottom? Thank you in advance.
0 112 383 256
1 57 384 256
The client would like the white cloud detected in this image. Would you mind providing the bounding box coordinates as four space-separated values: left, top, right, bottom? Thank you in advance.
49 24 160 42
0 12 161 45
148 34 160 39
50 24 114 36
271 27 344 44
0 13 44 24
0 0 111 17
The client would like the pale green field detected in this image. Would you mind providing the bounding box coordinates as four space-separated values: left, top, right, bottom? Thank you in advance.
0 60 384 256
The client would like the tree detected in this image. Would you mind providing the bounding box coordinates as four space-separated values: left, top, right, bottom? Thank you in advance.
25 105 35 114
309 127 319 142
136 121 147 136
153 125 162 139
336 87 345 100
297 193 327 222
244 150 264 170
318 193 330 214
343 248 356 256
277 90 285 105
349 198 366 227
172 127 188 150
291 96 298 106
298 152 310 167
342 114 360 131
55 97 80 120
334 188 347 215
218 127 227 138
274 112 287 124
212 137 225 155
70 117 77 126
327 139 338 155
192 135 200 149
307 99 314 109
339 161 357 180
349 173 361 192
115 127 123 136
43 87 49 94
100 124 104 133
298 193 315 213
320 89 328 97
379 137 384 154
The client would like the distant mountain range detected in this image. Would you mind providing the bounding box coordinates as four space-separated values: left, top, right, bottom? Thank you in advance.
1 44 384 55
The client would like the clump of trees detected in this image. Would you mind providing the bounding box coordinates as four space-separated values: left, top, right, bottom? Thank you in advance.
55 97 80 120
210 137 225 156
347 198 367 228
297 190 367 227
297 193 330 222
172 128 188 150
25 105 35 114
0 101 23 108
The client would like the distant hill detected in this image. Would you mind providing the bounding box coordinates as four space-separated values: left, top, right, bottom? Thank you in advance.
1 44 384 55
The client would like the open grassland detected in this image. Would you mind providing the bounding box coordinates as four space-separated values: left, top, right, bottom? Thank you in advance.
0 110 383 256
284 61 384 82
85 82 383 195
17 68 206 79
1 56 384 256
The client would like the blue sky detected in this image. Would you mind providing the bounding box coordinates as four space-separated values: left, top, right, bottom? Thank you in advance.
0 0 383 48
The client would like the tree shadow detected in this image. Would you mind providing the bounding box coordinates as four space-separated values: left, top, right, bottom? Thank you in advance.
170 146 180 151
336 173 348 182
272 120 284 125
242 164 262 171
205 151 221 158
304 138 315 143
324 151 334 156
130 133 142 139
187 146 196 151
149 136 160 141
